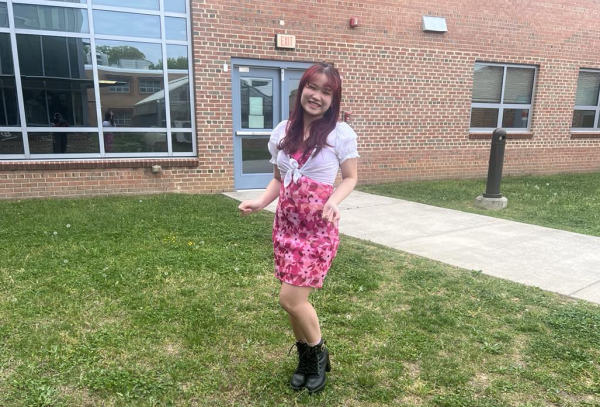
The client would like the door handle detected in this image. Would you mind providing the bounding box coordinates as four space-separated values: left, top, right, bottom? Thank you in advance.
235 131 272 136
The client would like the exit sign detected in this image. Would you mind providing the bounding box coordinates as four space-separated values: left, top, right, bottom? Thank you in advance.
276 34 296 49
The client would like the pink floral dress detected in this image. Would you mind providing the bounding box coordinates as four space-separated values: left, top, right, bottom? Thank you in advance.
273 151 340 288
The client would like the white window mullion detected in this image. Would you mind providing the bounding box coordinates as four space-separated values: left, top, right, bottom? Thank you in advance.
87 0 106 156
185 0 196 155
6 0 30 157
159 0 173 156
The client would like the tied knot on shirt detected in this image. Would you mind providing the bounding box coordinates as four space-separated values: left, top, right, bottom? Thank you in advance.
284 158 303 187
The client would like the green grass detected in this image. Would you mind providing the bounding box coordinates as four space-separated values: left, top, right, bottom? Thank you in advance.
358 172 600 237
0 194 599 406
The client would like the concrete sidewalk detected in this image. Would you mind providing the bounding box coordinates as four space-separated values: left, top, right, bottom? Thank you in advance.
224 190 600 305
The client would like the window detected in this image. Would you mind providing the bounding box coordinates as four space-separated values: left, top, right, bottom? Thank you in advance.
139 78 162 94
572 70 600 129
109 81 130 93
112 110 132 126
470 63 536 131
1 0 194 159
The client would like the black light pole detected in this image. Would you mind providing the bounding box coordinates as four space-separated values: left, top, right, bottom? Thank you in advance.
475 128 508 210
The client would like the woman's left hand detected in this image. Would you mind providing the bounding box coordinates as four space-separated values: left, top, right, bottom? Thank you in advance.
322 201 340 223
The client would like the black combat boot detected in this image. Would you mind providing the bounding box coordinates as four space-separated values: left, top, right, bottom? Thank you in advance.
290 341 309 390
304 339 331 393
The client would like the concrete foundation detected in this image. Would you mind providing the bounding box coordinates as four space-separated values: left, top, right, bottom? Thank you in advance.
475 195 508 210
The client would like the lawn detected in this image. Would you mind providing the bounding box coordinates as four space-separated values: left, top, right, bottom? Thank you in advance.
357 172 600 238
0 194 599 406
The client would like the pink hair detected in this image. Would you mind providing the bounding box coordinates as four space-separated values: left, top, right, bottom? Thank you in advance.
279 62 342 157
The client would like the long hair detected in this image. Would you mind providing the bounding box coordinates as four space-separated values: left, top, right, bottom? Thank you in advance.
104 110 114 127
279 62 342 157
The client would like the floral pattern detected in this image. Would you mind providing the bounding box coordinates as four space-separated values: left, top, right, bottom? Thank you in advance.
273 152 339 288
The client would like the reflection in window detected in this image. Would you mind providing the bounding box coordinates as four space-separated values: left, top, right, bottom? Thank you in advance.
166 45 188 69
93 10 160 39
28 132 99 154
139 78 161 94
172 132 192 152
0 3 8 28
96 39 165 127
92 0 158 10
109 80 129 93
0 132 24 155
165 17 186 41
13 4 89 33
240 78 273 129
112 110 131 125
17 35 96 127
0 34 19 126
169 74 190 128
165 0 186 13
110 132 167 153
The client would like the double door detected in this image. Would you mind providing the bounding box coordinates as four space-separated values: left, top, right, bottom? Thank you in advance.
232 65 305 189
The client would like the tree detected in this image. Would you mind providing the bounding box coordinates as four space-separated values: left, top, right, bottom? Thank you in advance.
153 57 189 70
95 45 146 66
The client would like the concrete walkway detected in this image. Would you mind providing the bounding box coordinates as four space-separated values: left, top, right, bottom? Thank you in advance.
224 190 600 305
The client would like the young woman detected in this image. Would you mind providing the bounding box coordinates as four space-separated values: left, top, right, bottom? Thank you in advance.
102 110 115 153
238 62 359 393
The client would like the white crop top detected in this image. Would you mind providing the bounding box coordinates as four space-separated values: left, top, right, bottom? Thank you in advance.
268 120 360 187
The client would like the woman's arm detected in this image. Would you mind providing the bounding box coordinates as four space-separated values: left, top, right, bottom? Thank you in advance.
322 158 358 222
238 166 282 215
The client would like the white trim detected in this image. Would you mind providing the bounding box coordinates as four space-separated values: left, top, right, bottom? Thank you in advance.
6 0 30 158
14 28 90 38
90 5 160 16
93 34 162 44
159 0 172 156
12 0 87 9
572 69 600 130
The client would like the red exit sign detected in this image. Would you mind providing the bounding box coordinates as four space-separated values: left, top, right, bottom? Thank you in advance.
276 34 296 49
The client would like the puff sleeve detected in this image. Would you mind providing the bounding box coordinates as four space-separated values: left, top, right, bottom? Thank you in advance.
268 120 287 164
334 122 360 164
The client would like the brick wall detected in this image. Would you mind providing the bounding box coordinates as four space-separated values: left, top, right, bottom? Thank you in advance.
2 0 600 199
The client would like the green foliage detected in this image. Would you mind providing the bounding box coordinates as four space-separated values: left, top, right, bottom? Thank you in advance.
358 172 600 237
0 194 598 406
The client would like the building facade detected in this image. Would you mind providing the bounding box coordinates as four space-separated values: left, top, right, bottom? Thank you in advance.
1 0 600 199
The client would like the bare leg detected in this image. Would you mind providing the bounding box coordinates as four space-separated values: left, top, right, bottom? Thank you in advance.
279 282 321 344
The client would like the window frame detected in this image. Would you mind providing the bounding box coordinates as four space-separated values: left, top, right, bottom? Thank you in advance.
0 0 195 160
572 69 600 132
470 62 538 133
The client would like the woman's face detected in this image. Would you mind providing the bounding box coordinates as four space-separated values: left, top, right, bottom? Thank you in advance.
300 73 333 120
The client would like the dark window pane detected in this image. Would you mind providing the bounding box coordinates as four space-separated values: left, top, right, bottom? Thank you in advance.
575 72 600 106
504 68 535 104
139 78 162 94
502 109 529 128
165 0 186 13
172 132 192 152
572 110 596 128
96 40 165 127
166 45 187 70
13 4 88 33
240 77 273 129
93 11 160 39
242 137 272 174
0 132 24 154
92 0 159 10
0 3 8 28
28 132 99 154
17 35 97 127
165 17 186 41
169 73 190 127
0 34 19 126
470 108 499 128
110 132 167 153
472 65 503 103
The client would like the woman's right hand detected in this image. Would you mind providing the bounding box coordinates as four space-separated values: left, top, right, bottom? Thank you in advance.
238 200 263 216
